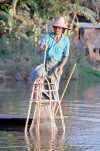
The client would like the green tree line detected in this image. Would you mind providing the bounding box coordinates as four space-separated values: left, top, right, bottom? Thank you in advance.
0 0 99 40
0 0 100 81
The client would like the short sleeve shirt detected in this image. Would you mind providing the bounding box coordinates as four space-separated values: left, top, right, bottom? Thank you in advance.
40 32 70 62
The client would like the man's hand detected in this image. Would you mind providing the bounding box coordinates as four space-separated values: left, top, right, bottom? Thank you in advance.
37 44 47 54
43 44 48 51
57 56 68 76
57 65 63 76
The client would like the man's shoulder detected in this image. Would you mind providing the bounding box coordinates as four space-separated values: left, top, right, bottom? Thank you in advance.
62 34 69 43
62 34 69 40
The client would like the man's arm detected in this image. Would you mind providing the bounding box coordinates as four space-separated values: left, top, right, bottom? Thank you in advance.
57 56 68 76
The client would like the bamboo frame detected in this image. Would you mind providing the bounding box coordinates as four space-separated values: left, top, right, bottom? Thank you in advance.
25 75 65 133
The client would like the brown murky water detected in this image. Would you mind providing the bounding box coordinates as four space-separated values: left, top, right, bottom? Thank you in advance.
0 80 100 151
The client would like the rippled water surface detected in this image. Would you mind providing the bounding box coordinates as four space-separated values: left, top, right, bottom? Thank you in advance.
0 80 100 151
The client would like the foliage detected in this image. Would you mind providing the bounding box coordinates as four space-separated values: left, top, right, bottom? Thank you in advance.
0 36 41 80
0 0 98 46
0 35 12 55
63 35 100 80
77 58 100 79
66 4 97 23
0 0 99 81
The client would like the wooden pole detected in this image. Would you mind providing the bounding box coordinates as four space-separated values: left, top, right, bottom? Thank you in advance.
43 39 48 77
55 62 77 116
36 39 48 135
25 84 35 132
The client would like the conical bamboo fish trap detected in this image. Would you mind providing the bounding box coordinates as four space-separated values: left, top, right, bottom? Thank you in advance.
30 104 57 132
25 75 65 135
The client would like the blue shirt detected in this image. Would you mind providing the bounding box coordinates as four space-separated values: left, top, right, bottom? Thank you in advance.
40 32 70 62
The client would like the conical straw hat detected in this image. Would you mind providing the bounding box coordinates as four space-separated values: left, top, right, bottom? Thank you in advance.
51 16 69 29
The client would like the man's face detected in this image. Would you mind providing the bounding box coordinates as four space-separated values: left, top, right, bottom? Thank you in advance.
53 26 63 35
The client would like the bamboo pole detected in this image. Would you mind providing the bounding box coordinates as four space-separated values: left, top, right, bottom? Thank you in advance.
25 84 35 132
25 101 32 132
36 39 48 135
43 39 48 77
55 62 77 116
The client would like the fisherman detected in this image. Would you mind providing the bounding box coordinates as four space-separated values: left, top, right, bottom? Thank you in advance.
30 16 70 100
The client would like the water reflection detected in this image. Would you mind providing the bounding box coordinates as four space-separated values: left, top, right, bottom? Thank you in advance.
25 130 66 151
25 129 83 151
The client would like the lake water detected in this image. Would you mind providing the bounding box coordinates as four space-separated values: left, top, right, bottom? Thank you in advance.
0 79 100 151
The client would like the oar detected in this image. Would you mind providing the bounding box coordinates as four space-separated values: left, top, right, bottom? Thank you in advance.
55 58 80 115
